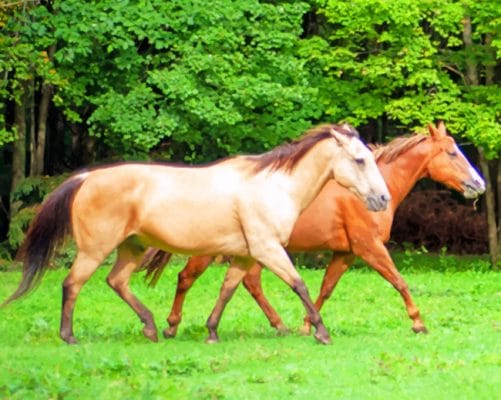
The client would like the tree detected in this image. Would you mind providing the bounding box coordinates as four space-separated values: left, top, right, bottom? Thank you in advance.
50 0 319 160
305 0 500 267
1 0 498 265
0 0 63 217
459 5 501 268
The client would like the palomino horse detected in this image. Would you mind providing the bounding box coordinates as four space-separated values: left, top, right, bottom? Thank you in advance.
142 122 485 337
2 123 390 345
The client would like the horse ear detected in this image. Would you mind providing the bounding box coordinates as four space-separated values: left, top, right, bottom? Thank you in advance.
428 121 447 140
330 128 351 147
437 120 447 136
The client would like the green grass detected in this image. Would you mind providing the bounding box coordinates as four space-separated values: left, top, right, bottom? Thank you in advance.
0 255 499 399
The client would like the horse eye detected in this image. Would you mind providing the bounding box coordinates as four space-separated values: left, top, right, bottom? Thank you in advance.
447 150 457 157
355 158 365 165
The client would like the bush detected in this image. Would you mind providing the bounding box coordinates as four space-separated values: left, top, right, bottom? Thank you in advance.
391 190 488 254
2 175 70 260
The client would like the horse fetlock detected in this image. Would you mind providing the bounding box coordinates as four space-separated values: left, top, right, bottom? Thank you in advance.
206 315 219 331
167 314 181 326
308 312 322 326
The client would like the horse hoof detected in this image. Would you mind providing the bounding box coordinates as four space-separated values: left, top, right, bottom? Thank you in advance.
163 327 177 339
412 325 429 334
275 324 290 336
298 325 312 336
62 335 78 345
314 332 332 345
143 328 159 342
205 333 219 344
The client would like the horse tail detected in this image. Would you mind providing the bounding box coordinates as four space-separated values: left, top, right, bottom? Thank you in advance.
2 174 87 306
139 248 172 288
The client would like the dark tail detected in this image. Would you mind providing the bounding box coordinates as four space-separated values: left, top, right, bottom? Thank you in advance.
2 175 86 306
139 248 172 287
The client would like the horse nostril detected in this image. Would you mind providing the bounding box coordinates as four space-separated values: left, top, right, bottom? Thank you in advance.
381 194 389 202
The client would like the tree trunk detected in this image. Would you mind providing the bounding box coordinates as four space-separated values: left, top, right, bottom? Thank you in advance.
10 82 28 218
485 34 494 85
32 44 56 176
497 159 501 269
478 150 498 268
485 34 500 269
463 15 499 268
33 81 52 175
462 16 479 86
29 78 36 176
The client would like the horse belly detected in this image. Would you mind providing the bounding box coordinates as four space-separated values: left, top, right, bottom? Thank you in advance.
286 190 352 252
139 209 249 256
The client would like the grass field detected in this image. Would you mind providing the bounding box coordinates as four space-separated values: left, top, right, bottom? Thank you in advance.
0 254 499 399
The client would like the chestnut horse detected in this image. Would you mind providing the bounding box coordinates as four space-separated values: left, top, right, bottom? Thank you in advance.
142 122 485 337
2 123 390 345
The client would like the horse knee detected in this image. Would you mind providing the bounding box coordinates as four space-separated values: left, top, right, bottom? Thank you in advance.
177 270 197 291
242 276 259 293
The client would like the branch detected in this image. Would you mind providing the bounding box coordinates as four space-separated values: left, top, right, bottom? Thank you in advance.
441 63 468 86
0 1 39 10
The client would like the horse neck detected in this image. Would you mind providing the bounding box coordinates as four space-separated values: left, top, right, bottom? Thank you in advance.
378 140 435 212
288 140 339 212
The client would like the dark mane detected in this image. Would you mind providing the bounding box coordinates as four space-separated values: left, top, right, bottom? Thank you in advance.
72 123 359 174
249 123 359 174
370 134 428 163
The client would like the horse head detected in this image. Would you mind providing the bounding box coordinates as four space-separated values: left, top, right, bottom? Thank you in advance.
425 121 485 199
330 123 391 211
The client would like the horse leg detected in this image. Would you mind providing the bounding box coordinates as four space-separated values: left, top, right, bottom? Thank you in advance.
242 263 288 334
355 240 427 333
206 257 253 344
300 252 355 335
164 255 214 339
253 246 331 344
60 252 103 344
107 244 158 342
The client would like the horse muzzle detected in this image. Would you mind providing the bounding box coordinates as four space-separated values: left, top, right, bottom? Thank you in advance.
462 178 486 199
366 193 391 212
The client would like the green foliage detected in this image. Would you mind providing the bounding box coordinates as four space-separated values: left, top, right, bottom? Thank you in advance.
0 2 66 146
9 175 68 205
7 206 37 250
49 0 318 160
310 0 500 157
0 0 499 258
6 175 70 254
0 263 499 398
2 0 499 159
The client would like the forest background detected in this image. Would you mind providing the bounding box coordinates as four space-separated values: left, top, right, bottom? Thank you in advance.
0 0 499 267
